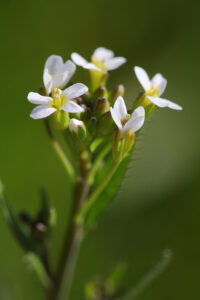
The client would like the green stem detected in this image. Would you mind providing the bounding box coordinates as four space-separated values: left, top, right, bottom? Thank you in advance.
44 120 75 184
57 224 83 300
87 143 111 185
76 161 118 224
117 250 172 300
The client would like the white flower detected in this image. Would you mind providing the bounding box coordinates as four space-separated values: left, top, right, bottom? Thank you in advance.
69 118 84 133
28 83 88 119
110 96 145 134
43 55 76 94
134 66 182 110
71 47 126 72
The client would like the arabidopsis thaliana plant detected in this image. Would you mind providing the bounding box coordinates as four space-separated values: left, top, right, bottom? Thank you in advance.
71 47 126 72
110 96 145 134
43 55 76 95
134 66 182 110
28 83 88 119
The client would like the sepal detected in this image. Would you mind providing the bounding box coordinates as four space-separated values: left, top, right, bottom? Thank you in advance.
53 110 69 130
112 129 135 162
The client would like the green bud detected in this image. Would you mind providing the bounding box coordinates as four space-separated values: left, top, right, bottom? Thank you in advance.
95 97 110 117
112 129 135 162
53 111 69 130
94 86 108 98
111 84 125 104
69 118 87 141
97 111 115 135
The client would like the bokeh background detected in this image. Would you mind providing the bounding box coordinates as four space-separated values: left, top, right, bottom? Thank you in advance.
0 0 200 299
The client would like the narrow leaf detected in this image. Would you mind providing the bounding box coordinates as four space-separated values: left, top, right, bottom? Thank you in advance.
25 252 53 289
0 181 36 252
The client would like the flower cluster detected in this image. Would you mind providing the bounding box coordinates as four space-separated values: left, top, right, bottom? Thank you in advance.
28 47 182 162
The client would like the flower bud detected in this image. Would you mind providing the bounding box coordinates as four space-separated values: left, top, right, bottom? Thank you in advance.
53 110 69 130
95 97 110 118
94 86 108 98
69 118 87 141
97 112 115 135
112 129 135 162
111 84 125 104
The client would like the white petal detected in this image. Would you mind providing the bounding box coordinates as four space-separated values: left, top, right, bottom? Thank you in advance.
93 47 114 60
124 106 145 133
71 53 100 71
110 96 127 129
151 73 167 96
147 96 183 110
105 57 127 70
44 57 76 90
27 92 52 105
61 101 84 113
43 69 52 94
52 72 68 89
62 83 88 99
30 105 56 119
44 55 63 75
134 66 151 90
61 60 76 86
110 107 122 129
71 52 88 67
82 63 101 71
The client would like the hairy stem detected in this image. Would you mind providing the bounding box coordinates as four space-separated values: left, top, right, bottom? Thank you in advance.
47 174 89 300
87 143 111 185
76 161 118 225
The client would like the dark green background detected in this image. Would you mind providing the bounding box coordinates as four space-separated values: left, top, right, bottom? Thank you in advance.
0 0 200 299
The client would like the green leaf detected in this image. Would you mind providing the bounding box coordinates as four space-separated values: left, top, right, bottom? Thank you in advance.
25 252 53 289
82 154 131 230
0 181 36 252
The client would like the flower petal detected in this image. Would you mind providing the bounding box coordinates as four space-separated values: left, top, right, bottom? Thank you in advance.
44 55 63 75
27 92 52 105
93 47 114 61
134 66 151 90
62 83 88 99
43 69 52 94
62 60 76 85
105 57 127 70
147 96 183 110
71 52 88 67
71 53 100 71
84 63 101 71
151 73 167 96
124 106 145 132
61 101 84 113
110 96 127 129
110 107 122 129
30 105 56 119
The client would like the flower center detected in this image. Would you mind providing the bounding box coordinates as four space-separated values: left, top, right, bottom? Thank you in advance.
50 88 67 110
121 114 130 127
91 55 107 72
146 85 160 97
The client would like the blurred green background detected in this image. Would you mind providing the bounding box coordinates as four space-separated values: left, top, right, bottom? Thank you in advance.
0 0 200 299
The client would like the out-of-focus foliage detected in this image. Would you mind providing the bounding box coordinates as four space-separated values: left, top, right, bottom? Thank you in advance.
0 0 200 299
